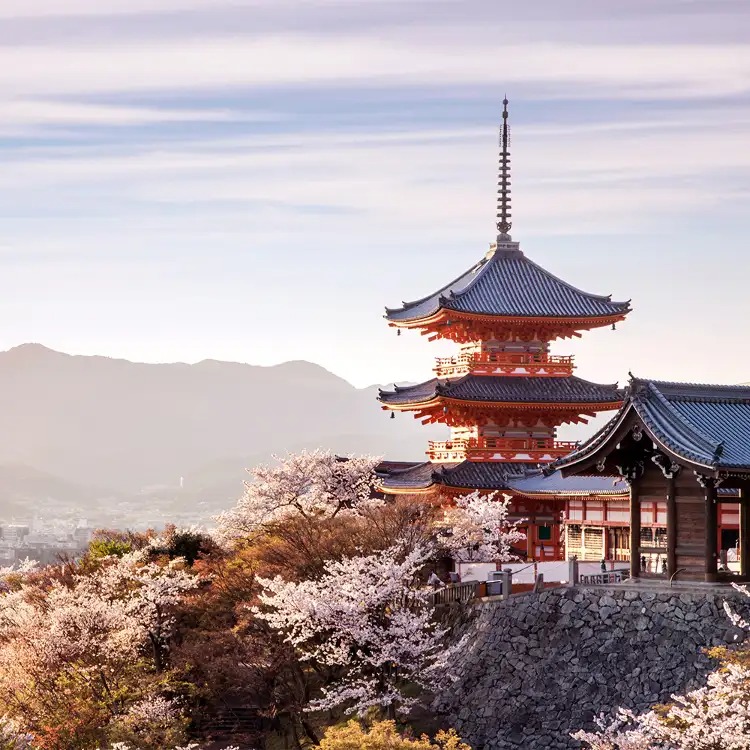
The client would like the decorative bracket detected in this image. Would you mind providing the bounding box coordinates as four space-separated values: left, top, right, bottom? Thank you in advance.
694 472 716 490
651 453 681 479
617 460 645 483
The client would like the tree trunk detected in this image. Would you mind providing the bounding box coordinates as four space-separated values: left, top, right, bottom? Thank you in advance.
300 717 320 746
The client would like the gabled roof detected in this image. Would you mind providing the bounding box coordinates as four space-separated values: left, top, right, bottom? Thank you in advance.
379 375 622 408
385 244 631 324
553 378 750 475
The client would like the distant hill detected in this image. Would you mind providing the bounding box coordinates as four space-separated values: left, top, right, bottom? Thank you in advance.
0 344 436 519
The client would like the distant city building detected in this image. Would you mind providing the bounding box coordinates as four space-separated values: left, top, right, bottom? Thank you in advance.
1 524 30 546
0 521 91 566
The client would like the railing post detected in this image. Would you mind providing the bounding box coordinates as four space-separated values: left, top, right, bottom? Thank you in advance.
501 568 512 600
533 572 544 593
568 558 579 586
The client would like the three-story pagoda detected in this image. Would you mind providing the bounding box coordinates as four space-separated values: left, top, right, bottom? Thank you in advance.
378 100 631 556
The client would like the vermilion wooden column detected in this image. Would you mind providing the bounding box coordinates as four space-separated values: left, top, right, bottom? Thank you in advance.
526 522 535 561
629 476 642 579
705 480 718 583
740 487 750 579
666 475 677 577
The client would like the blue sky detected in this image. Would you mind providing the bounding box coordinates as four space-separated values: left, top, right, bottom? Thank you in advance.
2 0 750 390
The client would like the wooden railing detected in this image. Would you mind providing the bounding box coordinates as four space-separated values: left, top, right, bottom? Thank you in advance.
579 569 630 585
434 351 575 377
427 438 470 461
427 437 579 462
431 580 480 606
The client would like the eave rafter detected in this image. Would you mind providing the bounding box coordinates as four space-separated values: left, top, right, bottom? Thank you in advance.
389 309 627 344
382 397 622 428
375 482 437 496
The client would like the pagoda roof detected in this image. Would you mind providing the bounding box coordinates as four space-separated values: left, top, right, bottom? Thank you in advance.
385 243 631 324
379 374 622 408
376 460 529 492
553 378 750 476
376 459 628 494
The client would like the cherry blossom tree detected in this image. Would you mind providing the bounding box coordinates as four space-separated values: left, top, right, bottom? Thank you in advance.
255 543 463 718
215 450 381 543
438 491 525 562
0 552 199 747
93 552 199 672
0 560 38 594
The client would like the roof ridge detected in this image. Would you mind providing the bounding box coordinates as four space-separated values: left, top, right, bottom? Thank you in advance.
568 374 620 389
518 252 630 307
643 378 750 399
436 250 497 307
384 255 489 315
545 399 633 474
639 382 720 457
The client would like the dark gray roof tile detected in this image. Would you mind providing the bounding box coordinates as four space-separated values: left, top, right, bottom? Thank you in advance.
376 460 630 493
386 245 631 323
379 375 622 407
507 470 628 496
554 378 750 473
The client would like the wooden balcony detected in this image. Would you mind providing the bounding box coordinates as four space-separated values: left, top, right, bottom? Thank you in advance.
434 351 575 378
427 437 580 463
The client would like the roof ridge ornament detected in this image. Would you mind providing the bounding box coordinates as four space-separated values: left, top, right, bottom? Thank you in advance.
496 96 512 241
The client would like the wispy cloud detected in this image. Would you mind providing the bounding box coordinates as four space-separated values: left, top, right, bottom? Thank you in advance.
0 100 266 130
0 37 748 98
0 1 749 388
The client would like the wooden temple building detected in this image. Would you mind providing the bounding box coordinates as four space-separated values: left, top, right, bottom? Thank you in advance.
376 99 748 574
552 378 750 582
376 99 634 561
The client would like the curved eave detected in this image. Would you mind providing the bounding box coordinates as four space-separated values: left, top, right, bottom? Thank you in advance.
380 396 624 412
386 307 630 331
553 402 637 476
384 257 491 323
510 489 629 500
376 480 438 495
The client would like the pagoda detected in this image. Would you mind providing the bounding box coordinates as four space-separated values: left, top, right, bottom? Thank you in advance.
377 99 632 558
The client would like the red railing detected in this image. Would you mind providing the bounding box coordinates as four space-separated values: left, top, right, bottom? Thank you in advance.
434 351 575 377
427 439 470 462
427 437 579 462
469 437 579 452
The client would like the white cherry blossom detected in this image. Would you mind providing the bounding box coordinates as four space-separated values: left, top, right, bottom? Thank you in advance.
215 450 381 542
438 490 525 562
255 543 462 716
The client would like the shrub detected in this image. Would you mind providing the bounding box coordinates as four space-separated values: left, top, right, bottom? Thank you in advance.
314 720 471 750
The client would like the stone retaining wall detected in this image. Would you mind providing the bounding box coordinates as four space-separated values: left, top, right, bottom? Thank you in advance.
434 586 749 750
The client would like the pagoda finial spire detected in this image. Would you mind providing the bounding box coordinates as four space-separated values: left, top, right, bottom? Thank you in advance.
496 96 512 240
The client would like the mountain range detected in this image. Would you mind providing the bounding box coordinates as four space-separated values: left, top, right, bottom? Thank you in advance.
0 344 437 526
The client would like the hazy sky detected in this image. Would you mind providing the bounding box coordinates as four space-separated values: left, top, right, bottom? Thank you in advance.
2 0 750 390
